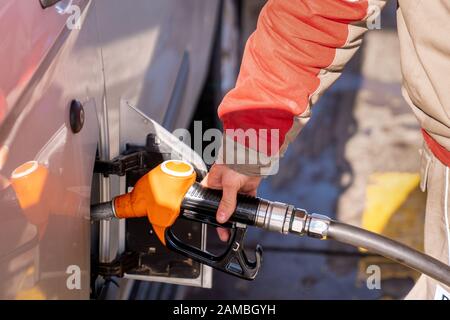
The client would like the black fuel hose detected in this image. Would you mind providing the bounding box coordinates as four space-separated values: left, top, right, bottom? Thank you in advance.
327 220 450 287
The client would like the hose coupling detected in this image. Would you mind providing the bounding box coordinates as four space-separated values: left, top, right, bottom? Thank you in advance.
306 214 331 239
288 209 331 240
254 200 294 234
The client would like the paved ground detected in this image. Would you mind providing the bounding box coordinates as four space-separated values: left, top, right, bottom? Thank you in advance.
182 1 425 300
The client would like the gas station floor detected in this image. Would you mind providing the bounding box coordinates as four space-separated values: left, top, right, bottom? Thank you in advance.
181 0 424 300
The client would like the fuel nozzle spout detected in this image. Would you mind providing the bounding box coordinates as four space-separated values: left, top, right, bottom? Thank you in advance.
90 201 116 221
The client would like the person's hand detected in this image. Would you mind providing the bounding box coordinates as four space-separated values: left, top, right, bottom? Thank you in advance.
201 164 262 242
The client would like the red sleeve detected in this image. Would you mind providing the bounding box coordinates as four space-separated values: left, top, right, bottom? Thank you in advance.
217 0 385 175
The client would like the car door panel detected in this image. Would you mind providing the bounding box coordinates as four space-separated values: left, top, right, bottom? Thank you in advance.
0 0 102 299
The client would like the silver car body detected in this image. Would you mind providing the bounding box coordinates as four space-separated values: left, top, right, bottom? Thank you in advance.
0 0 219 299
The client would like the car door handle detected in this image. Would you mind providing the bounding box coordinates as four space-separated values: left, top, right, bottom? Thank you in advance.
40 0 63 9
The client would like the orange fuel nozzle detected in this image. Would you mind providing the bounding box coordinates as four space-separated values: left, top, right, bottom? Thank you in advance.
11 161 50 238
113 160 196 244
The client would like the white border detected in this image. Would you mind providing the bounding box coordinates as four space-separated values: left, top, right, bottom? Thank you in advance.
11 161 39 179
444 166 450 264
160 160 194 177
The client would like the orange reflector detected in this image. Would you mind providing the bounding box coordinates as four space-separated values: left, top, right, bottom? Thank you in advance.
11 161 48 210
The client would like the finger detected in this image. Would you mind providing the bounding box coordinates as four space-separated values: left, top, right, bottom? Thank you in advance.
216 227 230 242
200 174 210 187
200 166 222 189
217 182 239 224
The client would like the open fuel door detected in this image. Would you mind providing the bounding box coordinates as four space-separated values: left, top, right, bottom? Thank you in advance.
93 101 212 288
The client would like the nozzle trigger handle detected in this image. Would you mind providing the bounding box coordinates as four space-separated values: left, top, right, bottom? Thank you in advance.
165 224 262 280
